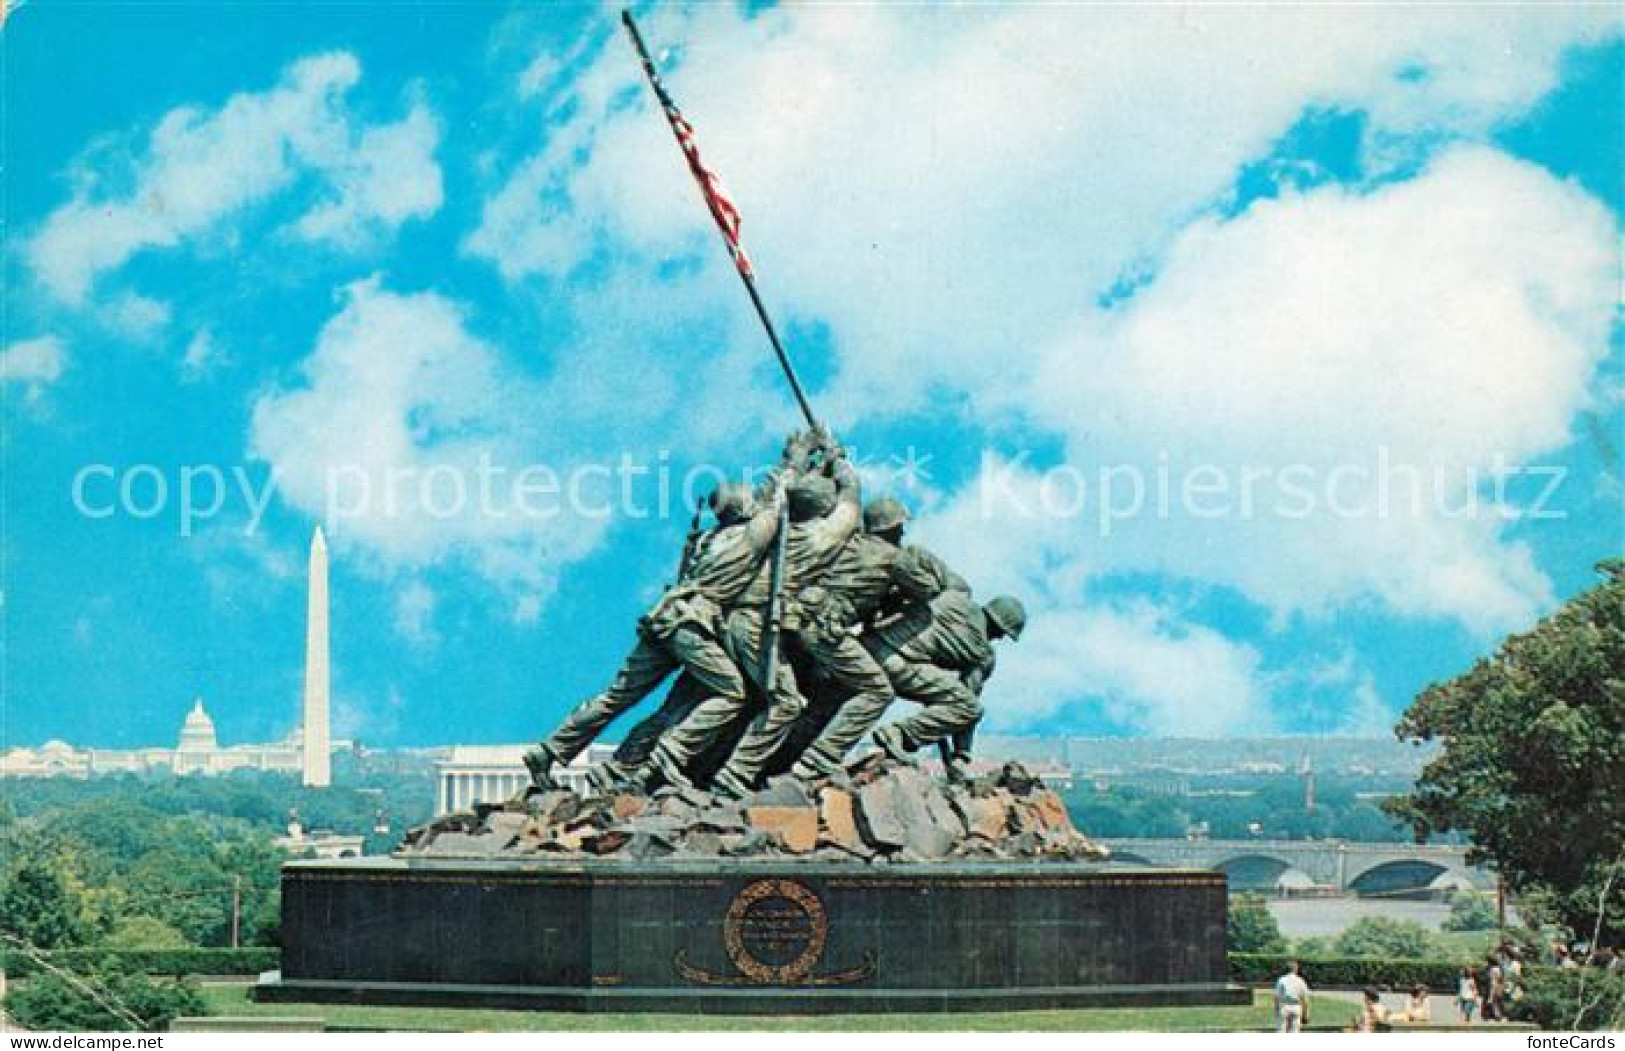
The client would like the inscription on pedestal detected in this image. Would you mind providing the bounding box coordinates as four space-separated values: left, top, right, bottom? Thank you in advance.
676 877 875 987
726 879 827 983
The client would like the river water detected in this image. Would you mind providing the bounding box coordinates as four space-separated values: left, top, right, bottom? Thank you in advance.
1265 897 1462 938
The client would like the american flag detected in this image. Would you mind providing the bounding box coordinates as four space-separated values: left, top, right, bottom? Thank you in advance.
637 48 754 279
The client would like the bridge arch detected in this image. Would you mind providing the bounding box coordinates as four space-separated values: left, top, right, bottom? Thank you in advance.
1108 851 1155 866
1215 854 1314 892
1347 859 1450 897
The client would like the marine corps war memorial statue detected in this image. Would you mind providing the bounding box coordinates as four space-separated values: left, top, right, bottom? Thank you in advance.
254 11 1243 1015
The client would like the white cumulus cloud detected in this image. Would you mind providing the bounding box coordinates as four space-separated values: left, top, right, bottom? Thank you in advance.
1025 147 1616 635
467 5 1617 646
248 278 614 629
1 336 67 399
27 52 442 306
911 461 1266 736
469 5 1616 418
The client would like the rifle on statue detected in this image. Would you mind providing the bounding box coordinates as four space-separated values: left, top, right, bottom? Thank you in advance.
757 502 792 694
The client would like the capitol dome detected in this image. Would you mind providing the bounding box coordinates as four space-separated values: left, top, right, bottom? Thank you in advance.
177 698 219 752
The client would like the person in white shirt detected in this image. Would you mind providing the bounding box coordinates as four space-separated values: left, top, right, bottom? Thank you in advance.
1458 966 1480 1022
1274 961 1311 1032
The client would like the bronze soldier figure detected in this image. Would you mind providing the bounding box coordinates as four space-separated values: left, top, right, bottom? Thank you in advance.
784 496 957 779
522 473 790 790
867 593 1027 766
640 440 861 797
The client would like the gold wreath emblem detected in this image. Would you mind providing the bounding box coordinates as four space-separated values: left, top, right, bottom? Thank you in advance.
722 878 828 984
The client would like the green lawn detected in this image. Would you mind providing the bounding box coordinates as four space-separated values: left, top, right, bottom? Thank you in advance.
198 985 1360 1032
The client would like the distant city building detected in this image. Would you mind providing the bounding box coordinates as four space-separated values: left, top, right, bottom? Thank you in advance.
435 744 617 815
275 816 364 859
5 525 340 785
0 697 347 779
978 735 1437 779
1099 773 1191 796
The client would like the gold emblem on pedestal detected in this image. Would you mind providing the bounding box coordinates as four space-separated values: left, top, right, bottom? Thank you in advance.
674 878 875 987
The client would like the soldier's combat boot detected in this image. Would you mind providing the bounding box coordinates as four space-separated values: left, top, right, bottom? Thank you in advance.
523 744 559 790
626 762 663 794
789 751 841 782
871 725 913 764
586 760 631 795
709 767 753 801
649 748 693 792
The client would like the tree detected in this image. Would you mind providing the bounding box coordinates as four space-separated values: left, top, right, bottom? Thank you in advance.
124 849 231 947
1386 560 1625 943
1227 892 1288 954
103 915 193 950
5 961 205 1032
1441 890 1497 933
0 858 87 949
1334 801 1408 843
1510 967 1625 1032
1332 916 1440 959
1294 935 1335 957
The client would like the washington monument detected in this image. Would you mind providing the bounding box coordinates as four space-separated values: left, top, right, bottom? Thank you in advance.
301 526 331 788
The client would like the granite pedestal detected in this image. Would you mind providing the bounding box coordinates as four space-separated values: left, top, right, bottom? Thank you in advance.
254 857 1245 1012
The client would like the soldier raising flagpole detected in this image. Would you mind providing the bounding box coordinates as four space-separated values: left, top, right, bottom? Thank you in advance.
621 8 830 752
511 12 1029 801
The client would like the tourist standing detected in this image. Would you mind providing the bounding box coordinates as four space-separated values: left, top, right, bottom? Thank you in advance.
1273 960 1311 1032
1506 948 1525 1005
1483 956 1506 1021
1457 966 1480 1022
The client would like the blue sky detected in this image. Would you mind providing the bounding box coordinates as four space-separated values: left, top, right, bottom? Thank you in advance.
3 3 1620 750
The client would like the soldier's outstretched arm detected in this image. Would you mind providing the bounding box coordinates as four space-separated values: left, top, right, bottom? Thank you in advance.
743 478 789 555
781 429 821 473
817 455 862 547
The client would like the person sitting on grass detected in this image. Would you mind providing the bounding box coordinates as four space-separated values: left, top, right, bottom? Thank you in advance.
1351 988 1389 1032
1400 984 1431 1022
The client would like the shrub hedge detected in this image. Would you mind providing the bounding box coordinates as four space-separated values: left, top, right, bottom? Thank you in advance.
0 947 279 979
1231 952 1465 990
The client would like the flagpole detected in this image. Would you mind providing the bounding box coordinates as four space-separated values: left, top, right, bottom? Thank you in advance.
620 9 820 431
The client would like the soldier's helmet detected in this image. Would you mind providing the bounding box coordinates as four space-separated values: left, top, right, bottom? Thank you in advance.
786 473 838 521
708 482 755 524
862 496 911 535
984 596 1027 640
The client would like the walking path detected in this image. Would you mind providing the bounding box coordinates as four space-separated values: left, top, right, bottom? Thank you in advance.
1320 988 1518 1027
